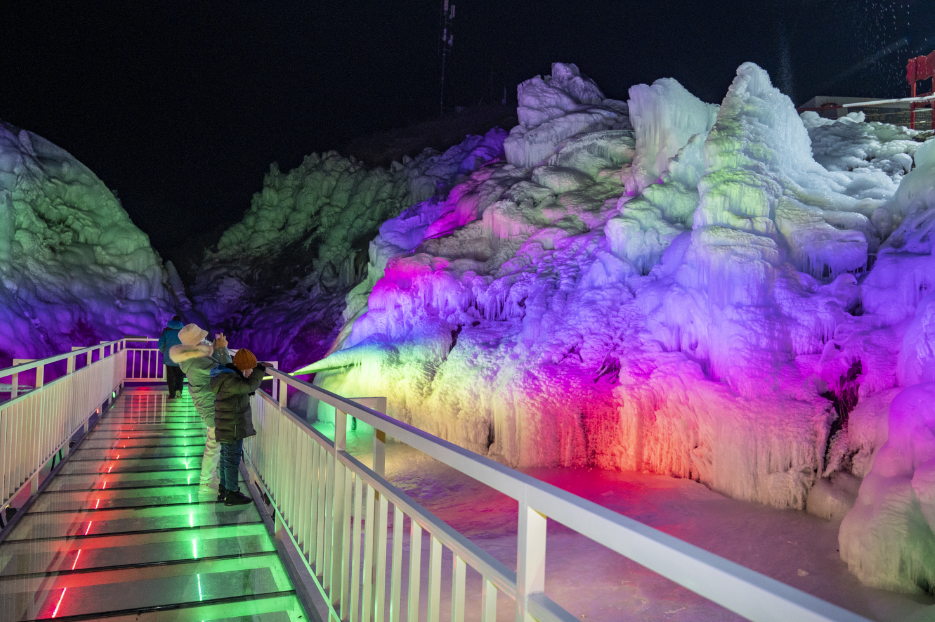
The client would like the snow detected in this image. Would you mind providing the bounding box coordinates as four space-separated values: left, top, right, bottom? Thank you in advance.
0 120 175 365
288 62 935 594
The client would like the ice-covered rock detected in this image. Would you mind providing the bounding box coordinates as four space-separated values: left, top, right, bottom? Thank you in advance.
884 138 935 254
0 120 175 364
898 292 935 386
604 78 717 274
264 62 935 586
839 383 935 593
303 63 901 512
504 63 631 169
625 78 718 196
190 129 507 370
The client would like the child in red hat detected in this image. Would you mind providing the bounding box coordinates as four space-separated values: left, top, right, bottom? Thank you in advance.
209 348 267 505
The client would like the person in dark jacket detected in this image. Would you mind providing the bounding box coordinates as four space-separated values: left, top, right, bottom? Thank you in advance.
210 348 266 506
157 316 185 398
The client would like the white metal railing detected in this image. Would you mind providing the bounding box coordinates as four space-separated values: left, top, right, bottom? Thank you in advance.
0 340 129 514
123 343 280 400
245 370 872 622
123 339 167 383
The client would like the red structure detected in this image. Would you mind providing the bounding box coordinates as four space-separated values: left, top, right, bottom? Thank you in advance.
907 50 935 129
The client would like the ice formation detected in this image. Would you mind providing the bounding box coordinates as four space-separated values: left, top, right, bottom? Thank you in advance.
503 63 631 168
6 56 935 595
0 121 176 365
292 62 935 591
189 130 507 370
839 383 935 593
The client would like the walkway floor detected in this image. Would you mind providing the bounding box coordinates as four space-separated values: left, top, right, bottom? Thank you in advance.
0 387 308 622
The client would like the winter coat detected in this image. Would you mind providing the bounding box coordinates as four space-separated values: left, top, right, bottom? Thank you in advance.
168 343 232 426
157 320 185 367
210 363 266 443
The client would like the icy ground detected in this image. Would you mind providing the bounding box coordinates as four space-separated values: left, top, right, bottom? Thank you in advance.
0 121 178 365
301 63 935 593
316 421 935 622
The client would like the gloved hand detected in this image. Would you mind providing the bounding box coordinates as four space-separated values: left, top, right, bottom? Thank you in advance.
213 332 228 348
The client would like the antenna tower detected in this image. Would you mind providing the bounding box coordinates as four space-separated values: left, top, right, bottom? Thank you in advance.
440 1 455 116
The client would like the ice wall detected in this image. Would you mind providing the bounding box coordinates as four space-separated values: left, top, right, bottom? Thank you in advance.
0 121 176 365
298 62 935 543
831 137 935 593
189 130 507 370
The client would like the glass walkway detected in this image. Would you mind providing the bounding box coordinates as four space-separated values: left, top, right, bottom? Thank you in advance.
0 387 310 622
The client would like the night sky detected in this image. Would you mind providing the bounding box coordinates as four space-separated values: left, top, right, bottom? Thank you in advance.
2 1 932 264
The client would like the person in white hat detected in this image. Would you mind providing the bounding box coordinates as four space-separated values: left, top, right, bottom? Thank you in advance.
169 323 231 498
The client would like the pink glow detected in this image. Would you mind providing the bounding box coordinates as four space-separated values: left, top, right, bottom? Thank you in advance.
52 588 66 617
84 521 93 535
71 549 82 570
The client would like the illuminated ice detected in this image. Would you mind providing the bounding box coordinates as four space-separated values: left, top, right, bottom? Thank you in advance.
503 63 631 168
296 64 935 597
189 129 508 370
0 121 175 363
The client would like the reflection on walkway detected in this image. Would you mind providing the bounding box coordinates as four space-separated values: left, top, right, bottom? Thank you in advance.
0 388 307 622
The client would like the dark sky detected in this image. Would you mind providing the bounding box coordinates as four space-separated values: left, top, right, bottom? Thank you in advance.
1 1 932 264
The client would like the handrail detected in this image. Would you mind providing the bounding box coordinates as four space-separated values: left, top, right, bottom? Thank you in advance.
0 338 130 517
244 368 872 622
797 94 935 113
259 390 519 599
0 339 126 377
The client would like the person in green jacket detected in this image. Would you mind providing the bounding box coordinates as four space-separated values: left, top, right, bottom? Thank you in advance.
169 324 232 498
210 348 266 506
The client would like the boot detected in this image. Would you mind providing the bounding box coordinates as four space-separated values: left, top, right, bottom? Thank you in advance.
216 485 228 503
224 489 253 506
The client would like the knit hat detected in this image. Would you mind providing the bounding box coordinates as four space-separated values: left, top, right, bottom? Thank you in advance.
178 323 208 346
233 348 258 371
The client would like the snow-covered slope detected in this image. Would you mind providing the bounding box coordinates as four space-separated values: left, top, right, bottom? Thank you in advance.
189 132 506 370
0 121 176 364
300 63 935 592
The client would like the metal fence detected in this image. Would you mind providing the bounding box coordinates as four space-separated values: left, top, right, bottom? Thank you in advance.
0 338 278 519
0 340 127 514
244 370 872 622
124 339 166 383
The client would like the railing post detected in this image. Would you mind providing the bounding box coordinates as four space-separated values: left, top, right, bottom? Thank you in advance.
515 492 547 622
368 397 388 475
335 407 347 450
331 408 349 608
66 355 75 375
11 358 35 399
373 430 386 476
279 378 288 409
